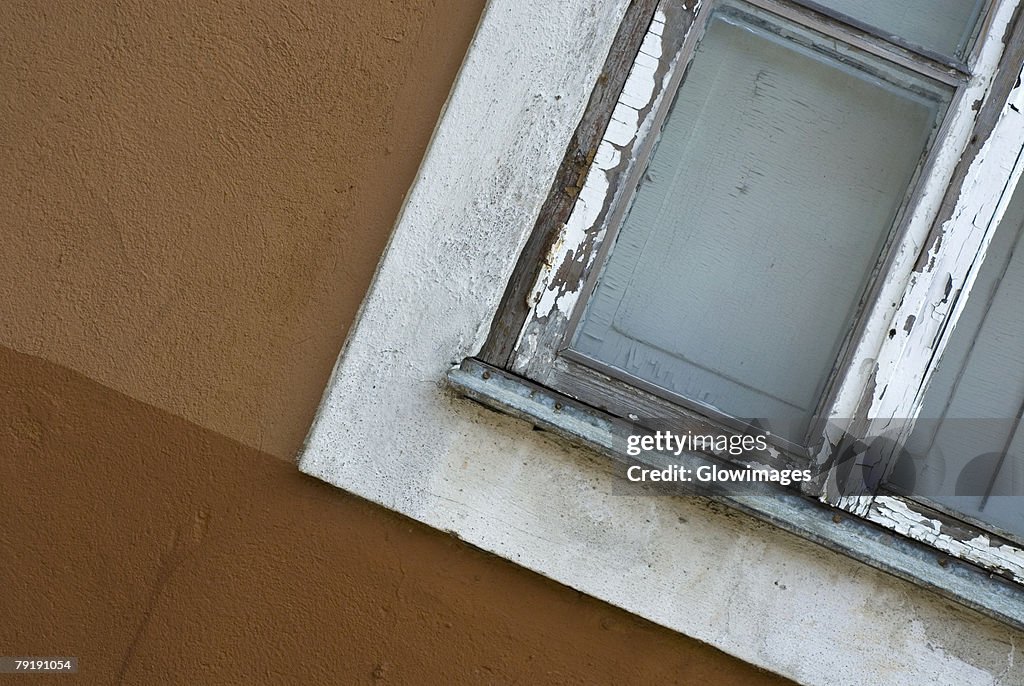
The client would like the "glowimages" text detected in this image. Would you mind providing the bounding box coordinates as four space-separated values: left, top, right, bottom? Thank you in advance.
626 464 813 486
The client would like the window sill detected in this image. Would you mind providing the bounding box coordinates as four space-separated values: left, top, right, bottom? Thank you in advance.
448 356 1024 630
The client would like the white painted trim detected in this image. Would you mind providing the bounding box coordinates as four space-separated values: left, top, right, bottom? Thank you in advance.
865 67 1024 425
517 4 693 331
871 496 1024 580
827 0 1020 425
826 69 1024 579
300 1 1024 683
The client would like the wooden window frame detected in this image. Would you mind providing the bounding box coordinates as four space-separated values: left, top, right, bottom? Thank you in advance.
469 0 1024 584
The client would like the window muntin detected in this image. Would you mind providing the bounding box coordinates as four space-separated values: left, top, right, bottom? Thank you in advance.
479 0 1024 585
887 176 1024 541
803 0 987 61
568 3 952 447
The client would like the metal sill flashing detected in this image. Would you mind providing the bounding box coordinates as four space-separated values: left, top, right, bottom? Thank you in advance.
448 356 1024 630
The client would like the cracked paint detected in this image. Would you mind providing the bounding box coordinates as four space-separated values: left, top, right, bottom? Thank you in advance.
872 496 1024 581
825 0 1022 428
524 5 691 329
868 76 1024 424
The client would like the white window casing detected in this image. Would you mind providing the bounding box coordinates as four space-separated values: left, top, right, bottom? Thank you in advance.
300 1 1024 683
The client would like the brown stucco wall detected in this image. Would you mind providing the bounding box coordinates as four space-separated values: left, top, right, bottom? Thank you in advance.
1 0 472 460
1 1 794 683
2 347 793 684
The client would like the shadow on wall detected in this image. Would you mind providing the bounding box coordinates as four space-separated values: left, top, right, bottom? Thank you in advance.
0 346 794 685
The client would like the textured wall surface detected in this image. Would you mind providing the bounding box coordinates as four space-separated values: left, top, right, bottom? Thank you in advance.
0 0 793 683
1 347 792 684
1 0 474 459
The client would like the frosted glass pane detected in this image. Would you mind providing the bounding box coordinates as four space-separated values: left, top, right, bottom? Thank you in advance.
892 181 1024 539
809 0 985 59
571 9 949 444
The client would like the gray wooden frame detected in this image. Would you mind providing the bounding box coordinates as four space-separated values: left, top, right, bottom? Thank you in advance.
473 0 1024 583
488 0 976 453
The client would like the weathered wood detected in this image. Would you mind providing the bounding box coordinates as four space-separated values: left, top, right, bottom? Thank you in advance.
831 4 1024 487
477 0 663 367
818 2 1024 584
550 352 805 472
508 1 698 384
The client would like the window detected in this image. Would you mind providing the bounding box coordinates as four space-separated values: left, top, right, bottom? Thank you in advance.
471 0 1024 591
301 0 1024 672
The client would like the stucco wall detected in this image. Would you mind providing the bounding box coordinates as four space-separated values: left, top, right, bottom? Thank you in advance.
1 347 790 684
1 0 473 459
0 1 791 683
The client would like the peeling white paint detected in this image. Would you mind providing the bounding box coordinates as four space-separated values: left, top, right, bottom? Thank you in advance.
817 7 1024 585
829 0 1022 426
867 90 1024 423
872 497 1024 581
525 7 676 327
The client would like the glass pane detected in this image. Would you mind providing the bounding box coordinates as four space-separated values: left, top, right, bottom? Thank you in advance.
890 180 1024 540
571 5 950 445
807 0 986 60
